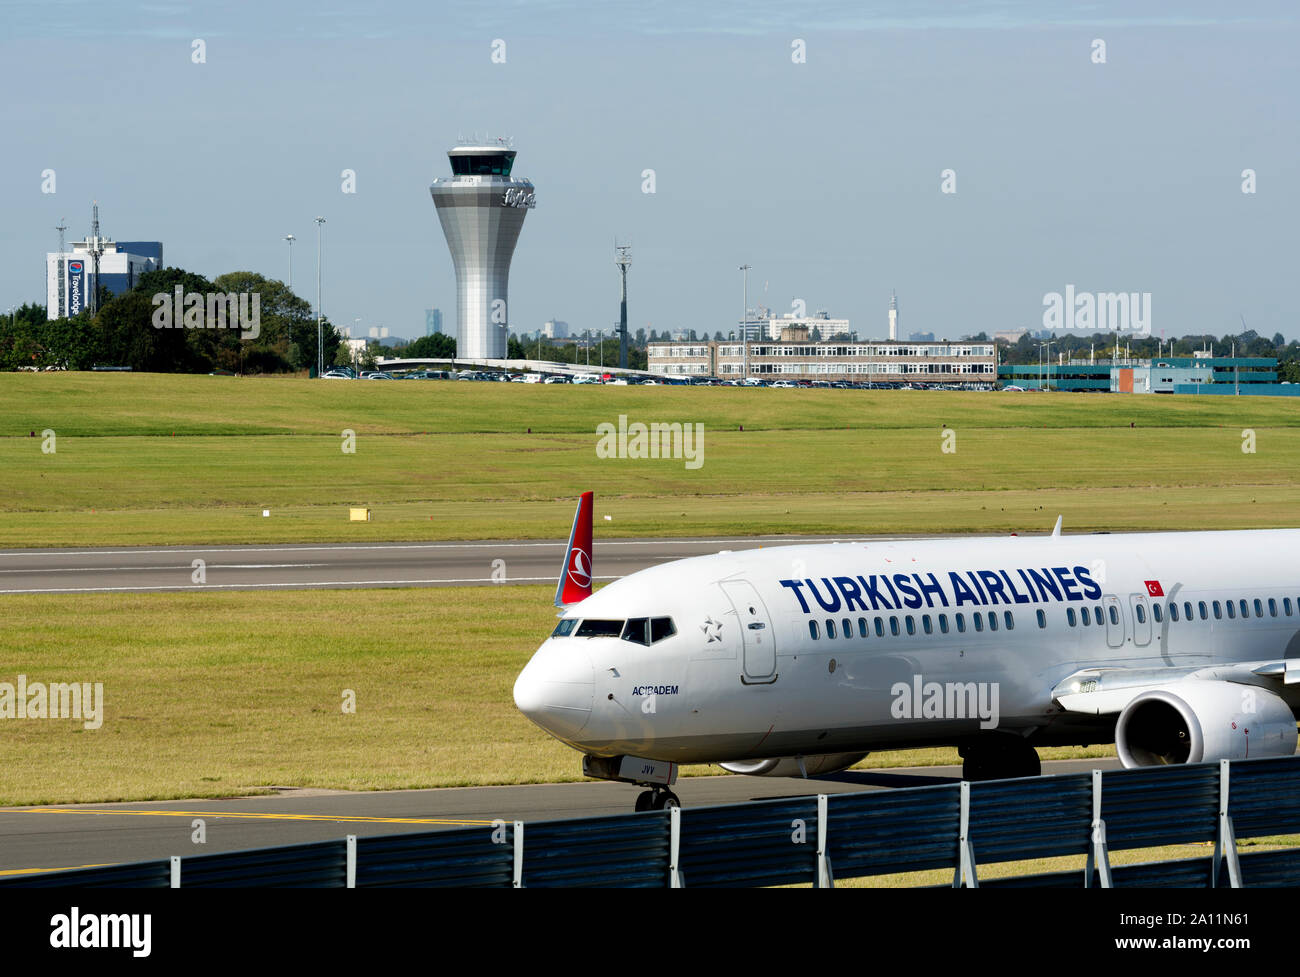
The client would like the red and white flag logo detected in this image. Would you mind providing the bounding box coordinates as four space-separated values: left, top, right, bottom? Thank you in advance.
1145 580 1164 597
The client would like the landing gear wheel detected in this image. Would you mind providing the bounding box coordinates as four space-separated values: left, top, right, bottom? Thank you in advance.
652 790 681 811
635 790 656 812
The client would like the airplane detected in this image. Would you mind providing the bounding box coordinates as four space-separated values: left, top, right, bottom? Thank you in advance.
513 493 1300 811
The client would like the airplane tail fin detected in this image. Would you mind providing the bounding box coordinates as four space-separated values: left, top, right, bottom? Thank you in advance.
555 491 594 608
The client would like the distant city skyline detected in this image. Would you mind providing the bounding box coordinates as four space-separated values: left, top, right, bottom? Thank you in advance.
2 1 1296 343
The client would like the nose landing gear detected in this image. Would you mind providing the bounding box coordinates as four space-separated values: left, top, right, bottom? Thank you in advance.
635 788 681 812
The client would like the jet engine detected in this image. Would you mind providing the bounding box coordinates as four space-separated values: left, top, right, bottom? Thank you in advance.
1115 681 1298 767
719 752 869 778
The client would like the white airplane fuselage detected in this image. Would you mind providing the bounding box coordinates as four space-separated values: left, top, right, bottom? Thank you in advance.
514 530 1300 769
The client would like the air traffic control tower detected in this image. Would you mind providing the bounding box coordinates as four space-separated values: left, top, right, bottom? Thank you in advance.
430 143 535 359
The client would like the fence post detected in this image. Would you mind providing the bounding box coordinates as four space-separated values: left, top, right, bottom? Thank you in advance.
170 856 181 889
1087 769 1112 888
955 781 978 888
669 807 683 888
816 794 834 888
346 834 357 889
1215 759 1242 888
513 821 525 889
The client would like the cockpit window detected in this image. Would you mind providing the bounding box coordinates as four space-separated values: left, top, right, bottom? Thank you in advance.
621 618 650 645
575 619 624 638
650 617 676 643
551 618 578 638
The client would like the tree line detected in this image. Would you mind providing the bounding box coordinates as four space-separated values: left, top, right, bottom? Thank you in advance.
0 268 353 374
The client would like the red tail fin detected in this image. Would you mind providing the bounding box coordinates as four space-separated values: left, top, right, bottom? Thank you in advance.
555 491 594 608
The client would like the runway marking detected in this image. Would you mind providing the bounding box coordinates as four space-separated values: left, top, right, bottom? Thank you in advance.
22 807 496 826
0 536 880 559
0 575 624 595
0 863 112 876
0 563 327 574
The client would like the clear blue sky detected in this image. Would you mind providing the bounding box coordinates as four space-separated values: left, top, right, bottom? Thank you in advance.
2 1 1296 342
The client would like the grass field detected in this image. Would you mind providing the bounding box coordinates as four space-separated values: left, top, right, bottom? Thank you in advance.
2 372 1298 546
0 585 1116 807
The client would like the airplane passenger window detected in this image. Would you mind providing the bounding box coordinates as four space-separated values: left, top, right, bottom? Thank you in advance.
1212 601 1221 619
890 617 900 636
1109 606 1120 625
576 619 625 638
1254 599 1263 617
939 614 950 634
1286 598 1294 616
1226 601 1236 619
956 613 966 633
988 612 998 632
551 618 578 638
973 614 984 633
1184 601 1193 621
1198 601 1208 620
905 616 916 635
874 617 885 637
621 618 650 645
1004 611 1014 630
1095 605 1105 624
923 615 933 635
1269 598 1278 617
1169 602 1178 622
650 617 677 643
1240 599 1249 618
842 617 852 639
827 619 837 639
858 618 869 638
1136 604 1147 624
809 621 820 640
1081 607 1090 625
1153 603 1163 623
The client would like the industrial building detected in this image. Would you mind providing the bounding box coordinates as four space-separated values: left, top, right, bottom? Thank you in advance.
429 142 535 359
999 356 1282 393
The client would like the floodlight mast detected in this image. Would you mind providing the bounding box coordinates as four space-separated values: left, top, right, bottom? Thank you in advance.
615 242 632 369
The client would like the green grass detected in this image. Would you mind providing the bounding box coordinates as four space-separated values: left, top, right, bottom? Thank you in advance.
1 373 1298 546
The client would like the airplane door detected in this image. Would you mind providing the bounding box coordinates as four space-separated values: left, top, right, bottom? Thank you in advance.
719 580 777 684
1103 594 1125 648
1129 594 1152 647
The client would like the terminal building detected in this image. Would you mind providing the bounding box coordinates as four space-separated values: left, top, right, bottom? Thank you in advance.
46 221 163 320
648 339 997 385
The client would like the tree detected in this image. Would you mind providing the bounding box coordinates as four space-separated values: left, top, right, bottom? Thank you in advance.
405 333 456 359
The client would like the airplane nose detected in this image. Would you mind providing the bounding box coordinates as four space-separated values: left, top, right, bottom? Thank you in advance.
514 642 594 740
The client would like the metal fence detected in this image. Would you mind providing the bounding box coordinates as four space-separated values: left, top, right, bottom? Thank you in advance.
7 756 1300 888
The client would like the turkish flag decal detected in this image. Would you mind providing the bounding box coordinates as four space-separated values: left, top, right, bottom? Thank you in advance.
1145 580 1164 597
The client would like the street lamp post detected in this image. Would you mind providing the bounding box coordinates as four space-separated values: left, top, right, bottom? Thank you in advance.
314 217 326 378
739 264 751 382
284 234 295 289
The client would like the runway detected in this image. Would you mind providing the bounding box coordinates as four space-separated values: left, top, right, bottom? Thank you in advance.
0 535 900 595
0 757 1124 875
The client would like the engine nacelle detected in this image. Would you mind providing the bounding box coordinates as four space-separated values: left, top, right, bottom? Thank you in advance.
719 752 869 778
1116 681 1298 768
